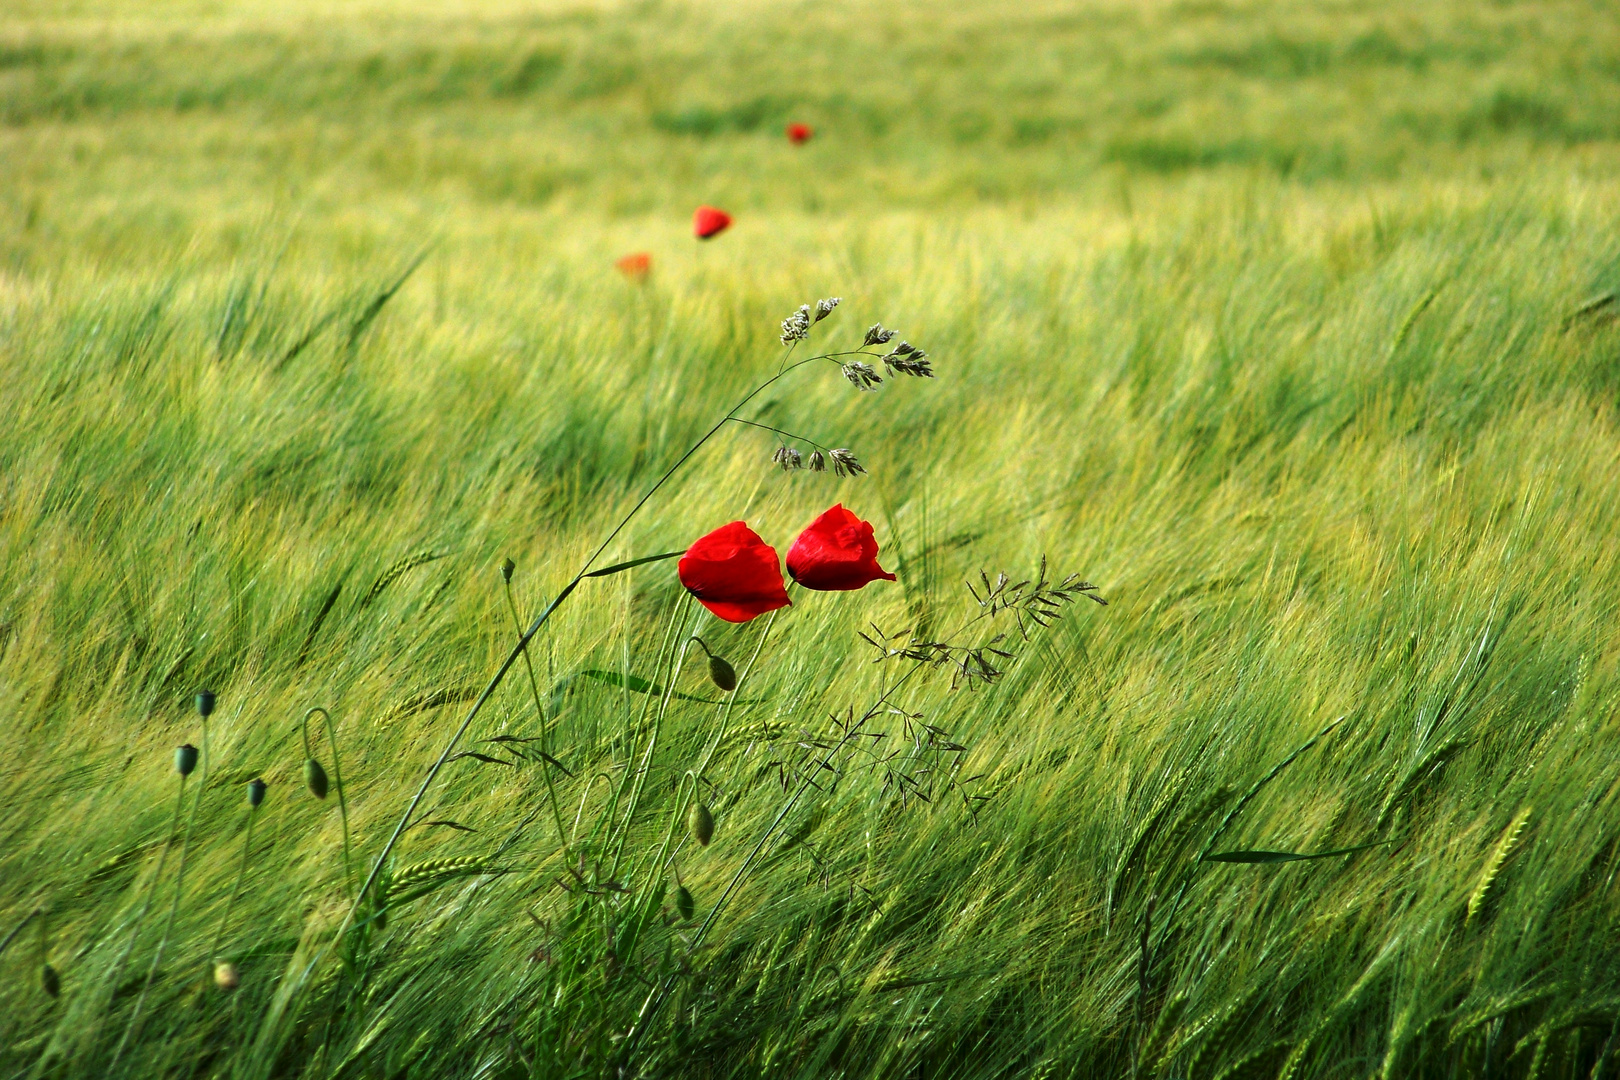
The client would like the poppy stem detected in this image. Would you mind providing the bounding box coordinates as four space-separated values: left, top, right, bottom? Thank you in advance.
304 707 354 893
318 348 858 978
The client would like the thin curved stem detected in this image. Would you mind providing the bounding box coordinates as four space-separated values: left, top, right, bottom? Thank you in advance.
725 417 834 453
305 707 353 891
503 580 571 856
207 810 255 963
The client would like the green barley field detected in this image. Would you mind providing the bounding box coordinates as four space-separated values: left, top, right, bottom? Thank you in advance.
6 0 1620 1075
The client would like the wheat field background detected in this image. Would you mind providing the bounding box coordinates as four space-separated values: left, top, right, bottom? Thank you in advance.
4 0 1620 1076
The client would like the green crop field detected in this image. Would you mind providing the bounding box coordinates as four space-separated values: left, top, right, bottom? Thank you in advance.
5 0 1620 1076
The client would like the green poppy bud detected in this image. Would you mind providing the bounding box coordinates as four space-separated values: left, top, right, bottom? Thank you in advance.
708 655 737 693
688 803 714 847
500 558 516 583
175 744 199 776
675 885 695 921
41 963 59 998
247 778 267 808
213 961 240 991
304 758 329 799
195 690 216 717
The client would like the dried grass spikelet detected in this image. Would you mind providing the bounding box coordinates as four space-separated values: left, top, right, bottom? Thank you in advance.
828 449 867 477
863 324 897 347
780 305 811 344
771 446 803 471
808 450 826 473
841 362 882 391
689 803 715 846
1467 806 1532 923
814 297 840 322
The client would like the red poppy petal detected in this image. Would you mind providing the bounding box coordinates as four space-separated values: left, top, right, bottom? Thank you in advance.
693 206 732 239
678 521 791 622
786 504 896 592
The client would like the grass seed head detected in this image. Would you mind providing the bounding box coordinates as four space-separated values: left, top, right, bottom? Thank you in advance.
808 450 826 473
829 448 867 477
772 446 803 471
213 961 240 991
675 885 695 920
781 304 811 344
195 690 216 717
247 778 267 808
842 362 883 390
863 324 897 346
304 758 330 799
689 803 715 846
814 297 840 322
40 964 59 999
175 744 199 776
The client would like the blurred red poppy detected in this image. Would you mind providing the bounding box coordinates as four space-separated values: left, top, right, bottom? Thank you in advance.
786 505 897 592
786 123 813 145
678 521 792 622
693 206 732 240
615 251 652 278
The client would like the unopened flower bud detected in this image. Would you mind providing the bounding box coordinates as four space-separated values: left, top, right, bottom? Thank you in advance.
175 744 199 776
304 758 329 800
195 690 216 717
689 803 715 846
675 885 695 920
41 963 59 998
500 558 515 583
709 655 737 692
247 778 267 808
213 961 240 991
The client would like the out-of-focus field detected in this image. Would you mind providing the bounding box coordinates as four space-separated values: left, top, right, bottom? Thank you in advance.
6 0 1620 1076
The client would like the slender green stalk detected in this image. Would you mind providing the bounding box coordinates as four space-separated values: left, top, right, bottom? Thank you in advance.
105 772 188 1073
502 576 571 855
303 707 354 891
206 808 256 963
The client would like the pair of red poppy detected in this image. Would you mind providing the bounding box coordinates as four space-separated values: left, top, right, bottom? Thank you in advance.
677 505 895 622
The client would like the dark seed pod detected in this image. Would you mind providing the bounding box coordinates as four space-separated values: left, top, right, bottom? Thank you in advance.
195 690 216 717
247 778 267 808
675 885 695 921
41 964 59 998
708 655 737 693
689 803 715 847
304 758 329 799
213 961 240 991
175 744 199 777
500 558 516 583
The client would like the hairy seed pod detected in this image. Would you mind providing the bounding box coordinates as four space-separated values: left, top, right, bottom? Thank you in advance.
41 964 60 998
195 690 216 717
175 744 199 777
689 803 715 847
709 655 737 693
247 778 267 808
675 885 695 921
304 758 329 799
213 961 240 991
500 558 515 583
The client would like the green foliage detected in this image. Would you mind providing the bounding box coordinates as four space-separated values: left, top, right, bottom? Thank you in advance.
3 0 1620 1077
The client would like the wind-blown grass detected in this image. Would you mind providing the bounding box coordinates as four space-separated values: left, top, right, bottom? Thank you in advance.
4 0 1620 1076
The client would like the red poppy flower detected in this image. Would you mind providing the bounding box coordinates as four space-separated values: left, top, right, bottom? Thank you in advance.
785 505 897 592
678 521 792 622
615 251 652 278
786 122 813 145
693 206 732 240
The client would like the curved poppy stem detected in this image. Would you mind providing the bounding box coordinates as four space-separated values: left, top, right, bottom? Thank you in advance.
313 349 853 980
304 707 354 892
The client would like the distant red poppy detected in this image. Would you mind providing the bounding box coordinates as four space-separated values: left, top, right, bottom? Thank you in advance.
786 123 813 145
786 505 897 592
693 206 732 240
678 521 791 622
615 251 652 278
